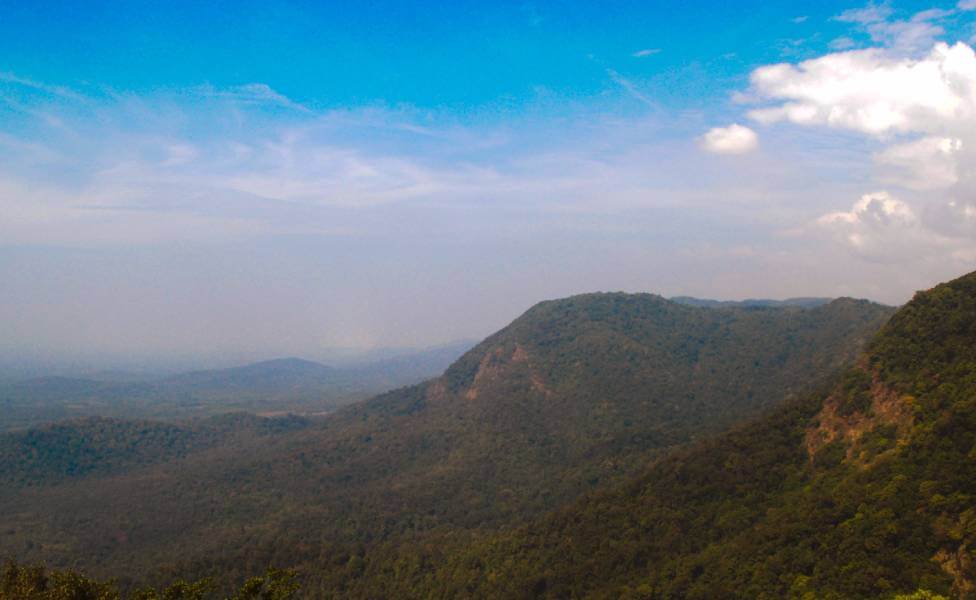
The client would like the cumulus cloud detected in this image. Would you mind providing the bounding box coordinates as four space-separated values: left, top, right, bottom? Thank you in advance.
814 190 976 264
818 191 915 227
748 42 976 136
743 37 976 234
731 4 976 266
942 199 976 234
700 124 759 154
874 136 963 189
816 191 924 259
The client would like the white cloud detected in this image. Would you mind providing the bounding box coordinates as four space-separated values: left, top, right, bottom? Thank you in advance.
740 37 976 203
948 199 976 222
816 191 924 259
700 124 759 154
606 69 655 106
836 4 949 53
4 73 797 248
632 48 661 58
0 71 86 100
874 136 963 189
730 8 976 266
818 191 915 227
197 83 312 113
835 3 893 25
748 42 976 136
814 191 976 264
160 143 199 167
829 37 858 50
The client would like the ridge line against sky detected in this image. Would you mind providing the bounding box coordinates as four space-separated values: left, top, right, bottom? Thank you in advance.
1 0 976 365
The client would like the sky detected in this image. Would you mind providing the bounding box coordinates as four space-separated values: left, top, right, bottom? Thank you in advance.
2 0 976 371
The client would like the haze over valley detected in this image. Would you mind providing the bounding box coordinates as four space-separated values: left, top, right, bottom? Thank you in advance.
3 1 976 598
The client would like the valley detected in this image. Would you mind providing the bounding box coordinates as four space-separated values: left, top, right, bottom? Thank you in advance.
0 292 896 596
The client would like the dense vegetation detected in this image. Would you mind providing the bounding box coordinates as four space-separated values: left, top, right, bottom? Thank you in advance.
0 561 299 599
0 294 892 594
669 296 832 309
0 413 309 487
323 272 976 598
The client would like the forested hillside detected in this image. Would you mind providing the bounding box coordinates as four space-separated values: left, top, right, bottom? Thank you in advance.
0 560 300 599
0 293 892 594
0 413 309 487
339 272 976 599
5 1 967 598
670 296 832 309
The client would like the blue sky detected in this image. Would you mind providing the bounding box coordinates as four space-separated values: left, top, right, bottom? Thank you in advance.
6 1 801 108
2 0 976 369
4 0 967 111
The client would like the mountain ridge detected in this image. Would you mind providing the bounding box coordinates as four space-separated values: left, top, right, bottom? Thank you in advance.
670 295 835 309
0 291 895 593
353 271 976 599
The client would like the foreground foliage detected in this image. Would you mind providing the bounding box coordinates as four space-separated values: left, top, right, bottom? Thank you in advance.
0 561 298 600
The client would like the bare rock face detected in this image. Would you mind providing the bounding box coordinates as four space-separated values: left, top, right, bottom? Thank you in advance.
805 367 915 466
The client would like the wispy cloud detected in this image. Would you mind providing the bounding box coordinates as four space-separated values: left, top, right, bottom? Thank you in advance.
632 48 661 58
196 83 313 113
605 69 656 107
2 57 971 324
0 72 711 247
0 71 86 101
835 2 894 25
829 36 858 50
835 2 953 53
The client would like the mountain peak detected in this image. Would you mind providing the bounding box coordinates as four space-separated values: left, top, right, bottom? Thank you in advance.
671 295 835 309
409 271 976 599
867 269 976 396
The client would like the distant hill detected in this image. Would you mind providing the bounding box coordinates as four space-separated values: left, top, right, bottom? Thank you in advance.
1 376 120 397
325 340 477 369
0 343 473 431
670 295 834 309
0 292 893 592
370 271 976 599
163 357 338 390
336 340 477 391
